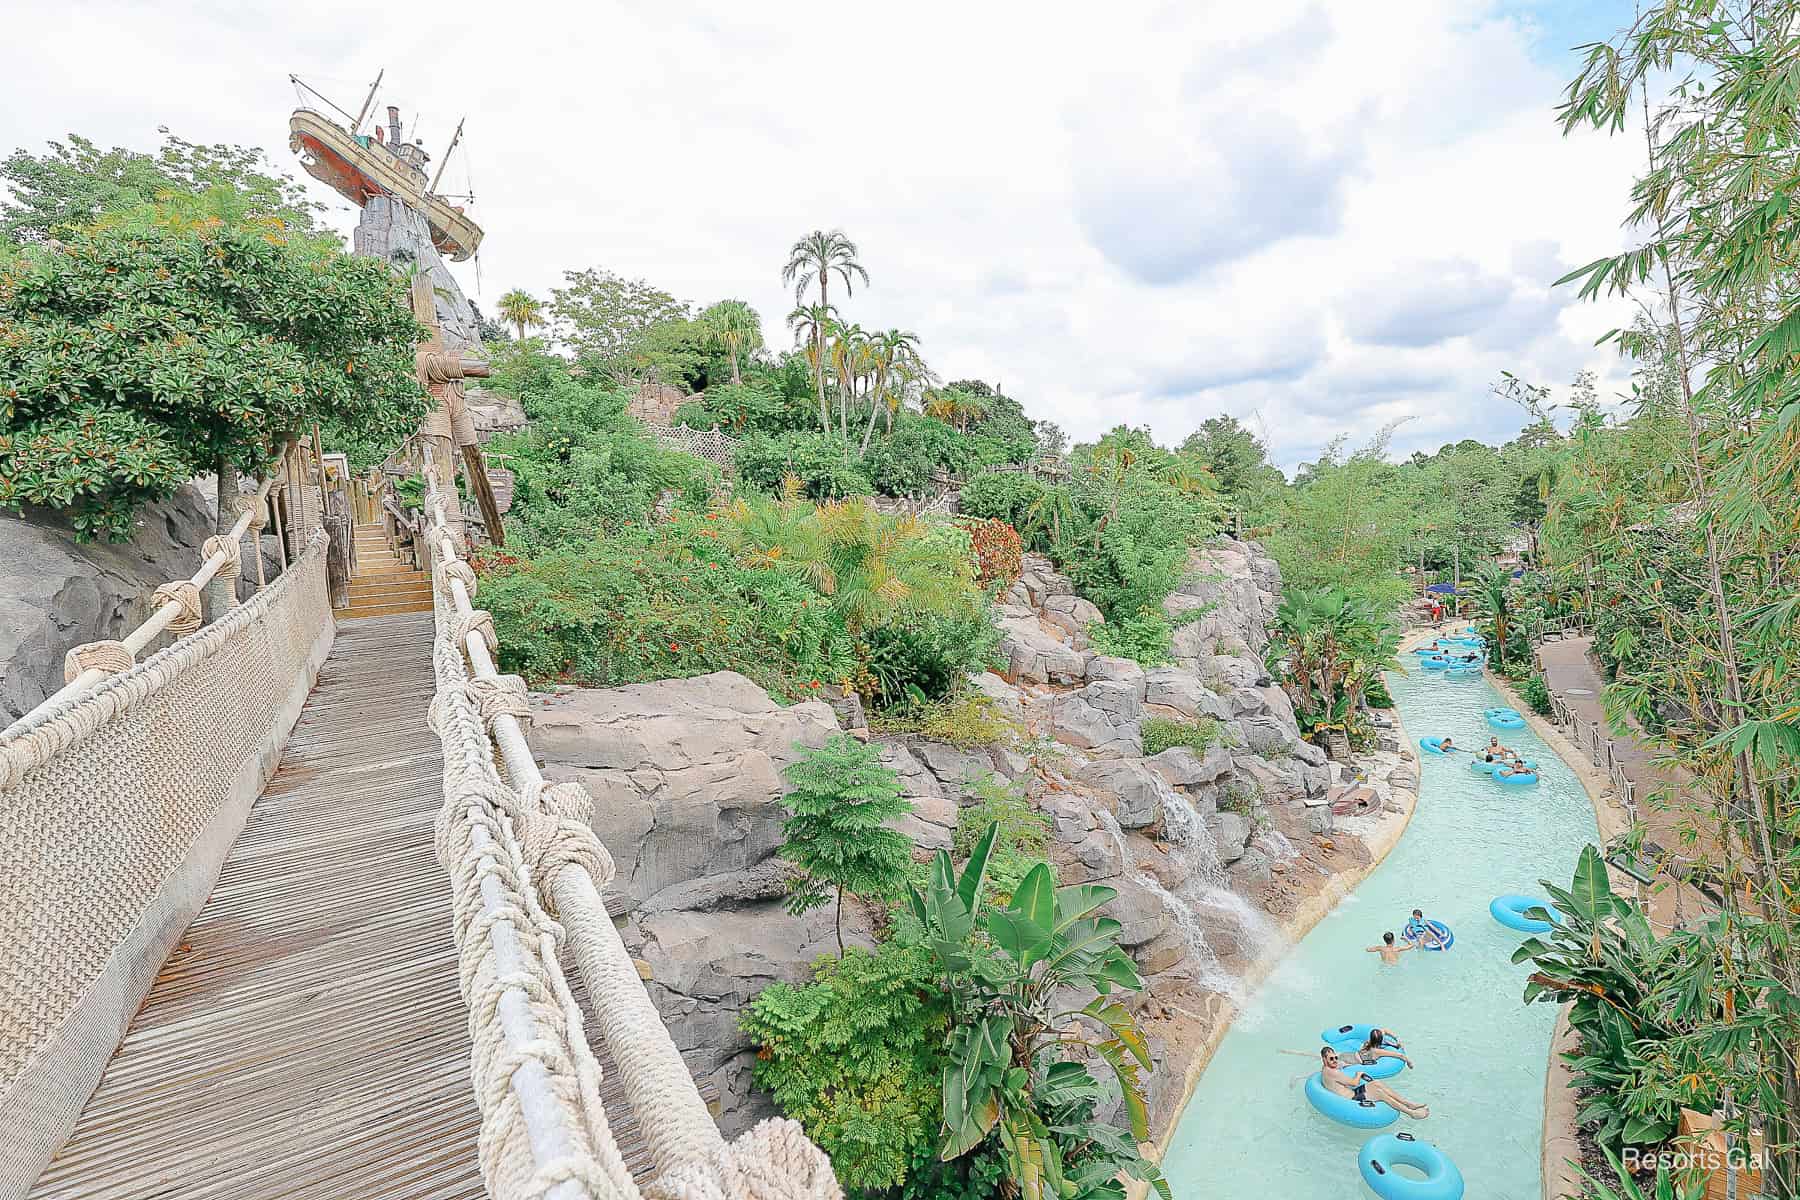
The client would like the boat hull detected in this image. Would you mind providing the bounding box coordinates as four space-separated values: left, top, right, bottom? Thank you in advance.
288 110 484 261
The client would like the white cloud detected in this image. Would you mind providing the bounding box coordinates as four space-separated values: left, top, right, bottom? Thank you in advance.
2 0 1643 471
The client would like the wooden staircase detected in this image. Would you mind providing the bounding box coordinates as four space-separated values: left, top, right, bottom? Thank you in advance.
342 523 433 619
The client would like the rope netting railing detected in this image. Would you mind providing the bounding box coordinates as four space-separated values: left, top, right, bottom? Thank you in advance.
418 490 842 1200
0 523 334 1195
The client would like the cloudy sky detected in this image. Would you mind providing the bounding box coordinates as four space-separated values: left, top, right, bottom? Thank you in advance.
5 0 1642 469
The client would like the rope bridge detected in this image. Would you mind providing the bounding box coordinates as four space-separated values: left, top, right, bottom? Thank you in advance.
0 467 842 1199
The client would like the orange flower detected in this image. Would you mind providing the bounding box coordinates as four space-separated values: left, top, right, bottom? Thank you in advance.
670 643 681 652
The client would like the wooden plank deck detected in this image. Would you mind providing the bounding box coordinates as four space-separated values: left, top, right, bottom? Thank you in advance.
27 611 683 1199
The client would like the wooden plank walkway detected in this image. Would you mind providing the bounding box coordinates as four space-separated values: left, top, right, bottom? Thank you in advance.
29 609 696 1198
29 611 487 1200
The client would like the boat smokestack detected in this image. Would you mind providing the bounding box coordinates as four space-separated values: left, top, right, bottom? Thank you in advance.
386 105 403 145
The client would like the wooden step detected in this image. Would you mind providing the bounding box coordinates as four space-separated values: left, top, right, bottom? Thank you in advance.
339 599 435 619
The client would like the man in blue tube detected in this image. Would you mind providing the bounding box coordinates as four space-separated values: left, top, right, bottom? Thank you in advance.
1321 1047 1430 1118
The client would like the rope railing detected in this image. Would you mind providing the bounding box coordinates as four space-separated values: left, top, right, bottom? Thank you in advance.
3 471 284 742
418 488 841 1200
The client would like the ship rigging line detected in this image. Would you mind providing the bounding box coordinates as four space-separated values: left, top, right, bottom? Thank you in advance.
287 74 357 127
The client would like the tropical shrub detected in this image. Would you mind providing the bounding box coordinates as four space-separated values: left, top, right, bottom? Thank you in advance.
953 776 1050 902
959 469 1044 528
1141 716 1226 757
1517 671 1552 716
0 193 426 539
908 831 1172 1200
780 735 915 952
955 516 1023 589
735 430 874 499
873 692 1021 751
741 942 949 1196
1512 846 1762 1157
864 416 977 496
1086 610 1173 666
862 613 1003 709
473 514 854 698
1272 586 1398 741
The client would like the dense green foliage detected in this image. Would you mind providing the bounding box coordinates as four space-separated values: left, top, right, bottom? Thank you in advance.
952 775 1051 901
741 943 950 1195
1085 610 1174 667
1271 587 1399 748
0 196 425 539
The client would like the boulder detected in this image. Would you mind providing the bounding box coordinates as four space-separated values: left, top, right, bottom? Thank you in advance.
1143 667 1233 721
631 900 852 1136
1144 746 1233 789
1041 593 1104 643
968 671 1024 718
1210 811 1253 864
1 483 221 723
530 671 839 904
1081 759 1177 830
997 617 1086 684
1083 655 1147 693
1052 691 1142 756
1106 877 1172 947
1237 715 1300 757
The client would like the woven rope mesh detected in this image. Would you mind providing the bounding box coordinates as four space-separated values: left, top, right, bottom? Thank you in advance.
0 531 330 1103
643 425 737 475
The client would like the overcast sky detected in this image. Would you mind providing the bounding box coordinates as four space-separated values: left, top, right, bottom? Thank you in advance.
6 0 1642 470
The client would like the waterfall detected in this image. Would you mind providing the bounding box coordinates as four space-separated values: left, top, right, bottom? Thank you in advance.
1252 828 1298 863
1096 786 1281 998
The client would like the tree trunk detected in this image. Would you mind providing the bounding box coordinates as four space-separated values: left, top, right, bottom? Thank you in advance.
834 884 846 956
730 348 742 385
206 459 242 621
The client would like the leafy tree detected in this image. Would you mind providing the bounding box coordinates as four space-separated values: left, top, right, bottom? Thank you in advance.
861 327 924 454
783 230 869 431
1179 415 1281 512
742 943 951 1195
1264 430 1415 609
496 288 545 342
696 298 763 385
1 132 325 244
0 192 425 540
1272 586 1398 747
548 266 689 367
779 735 915 953
909 831 1171 1200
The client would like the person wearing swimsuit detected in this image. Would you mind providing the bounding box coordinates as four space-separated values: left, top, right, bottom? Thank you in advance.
1320 1048 1430 1118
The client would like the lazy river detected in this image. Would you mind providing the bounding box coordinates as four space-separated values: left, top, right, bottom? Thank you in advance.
1163 657 1599 1199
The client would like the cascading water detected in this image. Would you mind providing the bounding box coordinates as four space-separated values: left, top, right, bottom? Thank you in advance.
1096 784 1281 998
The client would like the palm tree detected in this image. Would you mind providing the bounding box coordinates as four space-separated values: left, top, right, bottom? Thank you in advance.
782 230 869 432
697 299 762 385
1023 484 1078 552
786 302 835 431
859 328 923 455
496 289 544 342
827 319 869 441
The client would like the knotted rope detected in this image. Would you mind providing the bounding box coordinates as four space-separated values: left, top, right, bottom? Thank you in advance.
152 580 204 636
437 558 479 600
459 610 499 655
202 534 242 578
468 674 532 731
63 640 134 685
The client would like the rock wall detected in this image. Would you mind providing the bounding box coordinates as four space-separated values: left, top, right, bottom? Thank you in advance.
528 538 1417 1140
353 196 480 351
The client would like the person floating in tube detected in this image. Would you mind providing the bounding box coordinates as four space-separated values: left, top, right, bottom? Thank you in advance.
1321 1047 1430 1119
1403 908 1448 950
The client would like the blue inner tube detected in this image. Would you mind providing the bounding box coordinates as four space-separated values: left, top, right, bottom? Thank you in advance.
1491 894 1557 933
1421 657 1450 671
1304 1071 1398 1128
1359 1132 1465 1200
1412 646 1443 656
1495 767 1539 785
1472 757 1536 775
1488 712 1526 729
1484 707 1521 719
1322 1038 1407 1079
1418 737 1451 755
1402 918 1454 950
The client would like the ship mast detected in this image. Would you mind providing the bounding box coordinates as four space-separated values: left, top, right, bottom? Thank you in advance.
351 70 385 135
428 118 465 195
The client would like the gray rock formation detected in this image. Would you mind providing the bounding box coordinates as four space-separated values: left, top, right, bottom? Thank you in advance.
1 484 219 723
354 196 480 350
530 671 839 907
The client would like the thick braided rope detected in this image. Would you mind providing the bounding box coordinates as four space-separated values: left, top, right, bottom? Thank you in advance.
0 530 328 806
62 640 133 685
469 674 532 731
427 596 636 1200
151 581 204 636
647 1121 841 1200
437 558 479 600
460 610 499 656
202 535 242 579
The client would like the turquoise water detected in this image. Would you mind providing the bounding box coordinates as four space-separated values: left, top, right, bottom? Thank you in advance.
1163 661 1599 1199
